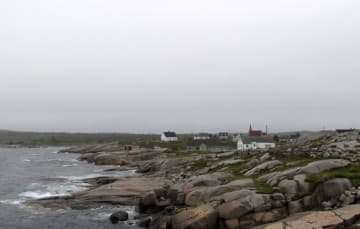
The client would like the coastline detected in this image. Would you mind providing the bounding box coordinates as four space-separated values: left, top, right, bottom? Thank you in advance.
23 130 360 228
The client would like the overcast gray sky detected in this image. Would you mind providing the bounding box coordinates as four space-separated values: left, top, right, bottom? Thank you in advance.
1 0 359 133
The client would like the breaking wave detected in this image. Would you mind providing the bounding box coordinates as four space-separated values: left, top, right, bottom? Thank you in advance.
19 182 90 199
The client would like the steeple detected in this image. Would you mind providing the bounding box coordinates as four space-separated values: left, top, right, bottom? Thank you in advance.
249 124 252 133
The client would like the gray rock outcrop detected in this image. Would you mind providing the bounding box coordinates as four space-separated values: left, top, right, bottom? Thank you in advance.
245 160 282 176
258 159 350 186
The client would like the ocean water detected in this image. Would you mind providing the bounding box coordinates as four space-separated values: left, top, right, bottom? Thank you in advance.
0 147 138 229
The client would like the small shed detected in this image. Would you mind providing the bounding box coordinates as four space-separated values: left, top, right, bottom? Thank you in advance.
123 145 133 151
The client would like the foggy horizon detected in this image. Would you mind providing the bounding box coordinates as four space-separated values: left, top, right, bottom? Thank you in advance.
1 0 360 133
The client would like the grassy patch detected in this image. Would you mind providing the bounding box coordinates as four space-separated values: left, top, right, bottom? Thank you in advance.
213 161 249 176
252 157 317 179
164 150 189 157
190 159 210 171
254 181 275 194
223 176 275 194
306 164 360 190
224 174 247 183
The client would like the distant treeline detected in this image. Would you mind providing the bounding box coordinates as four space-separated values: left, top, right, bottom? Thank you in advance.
0 130 237 149
0 130 159 147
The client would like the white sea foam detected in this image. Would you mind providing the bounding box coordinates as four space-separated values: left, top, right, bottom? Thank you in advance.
59 174 106 181
19 181 91 199
59 169 137 181
0 199 23 205
35 157 78 163
62 163 78 167
96 212 112 220
19 191 55 199
23 159 31 162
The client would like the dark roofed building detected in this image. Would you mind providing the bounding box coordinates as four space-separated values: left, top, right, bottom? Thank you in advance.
238 135 275 151
249 124 266 137
278 133 300 143
241 136 275 144
161 131 178 142
336 129 356 134
163 131 177 137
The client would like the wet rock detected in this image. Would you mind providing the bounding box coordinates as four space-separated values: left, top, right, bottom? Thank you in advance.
94 152 129 165
138 191 172 214
109 210 128 224
136 217 152 227
82 176 117 186
150 214 168 229
78 153 98 163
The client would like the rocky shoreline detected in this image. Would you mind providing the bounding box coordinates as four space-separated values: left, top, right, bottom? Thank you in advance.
26 131 360 228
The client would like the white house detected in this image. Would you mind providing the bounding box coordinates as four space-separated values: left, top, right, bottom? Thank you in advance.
237 135 275 151
194 133 211 141
161 131 178 142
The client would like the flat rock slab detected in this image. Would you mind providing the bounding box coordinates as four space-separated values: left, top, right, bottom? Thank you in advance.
253 204 360 229
334 204 360 226
84 176 166 198
26 176 168 209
